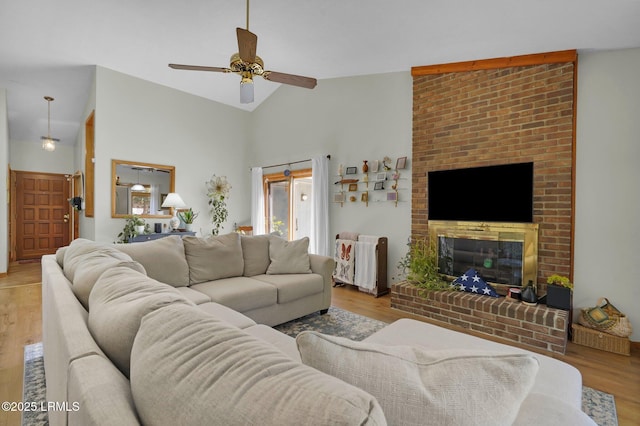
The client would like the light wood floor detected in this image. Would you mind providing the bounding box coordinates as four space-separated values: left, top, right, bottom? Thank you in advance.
0 262 638 426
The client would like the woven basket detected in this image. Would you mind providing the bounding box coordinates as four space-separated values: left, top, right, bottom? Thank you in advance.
572 324 630 356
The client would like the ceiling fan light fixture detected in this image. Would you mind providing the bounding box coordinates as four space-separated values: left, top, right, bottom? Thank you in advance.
41 96 59 151
240 75 254 104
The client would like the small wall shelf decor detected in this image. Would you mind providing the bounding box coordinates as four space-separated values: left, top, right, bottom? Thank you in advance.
333 156 409 207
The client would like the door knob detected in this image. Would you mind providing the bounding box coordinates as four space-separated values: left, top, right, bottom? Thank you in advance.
63 213 70 223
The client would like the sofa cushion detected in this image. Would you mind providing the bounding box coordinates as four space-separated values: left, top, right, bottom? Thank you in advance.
297 331 539 426
240 234 271 276
266 236 312 274
197 302 257 329
174 286 211 304
88 266 194 377
63 238 133 282
130 304 387 426
73 257 146 310
114 235 190 287
252 273 324 304
190 277 277 312
182 233 244 284
514 393 597 426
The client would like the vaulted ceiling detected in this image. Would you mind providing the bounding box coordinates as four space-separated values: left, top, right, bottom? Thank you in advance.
1 0 639 146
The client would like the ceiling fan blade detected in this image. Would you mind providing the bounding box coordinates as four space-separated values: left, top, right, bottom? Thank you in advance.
236 28 257 63
262 71 317 89
168 64 230 73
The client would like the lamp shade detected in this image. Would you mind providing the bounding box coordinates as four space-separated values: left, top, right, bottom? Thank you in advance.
131 183 145 191
161 193 186 208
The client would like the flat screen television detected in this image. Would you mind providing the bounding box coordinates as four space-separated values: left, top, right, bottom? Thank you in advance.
428 162 534 222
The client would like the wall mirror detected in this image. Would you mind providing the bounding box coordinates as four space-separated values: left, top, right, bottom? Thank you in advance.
111 159 175 218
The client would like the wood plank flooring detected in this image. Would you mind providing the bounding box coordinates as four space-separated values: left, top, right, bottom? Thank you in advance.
0 262 638 425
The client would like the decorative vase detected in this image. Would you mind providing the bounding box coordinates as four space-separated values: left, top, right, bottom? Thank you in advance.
185 223 193 232
362 160 369 173
521 280 537 305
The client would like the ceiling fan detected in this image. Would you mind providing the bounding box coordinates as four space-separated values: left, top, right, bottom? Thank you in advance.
168 0 317 104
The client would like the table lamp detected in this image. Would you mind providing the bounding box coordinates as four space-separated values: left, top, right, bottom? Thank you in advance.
161 192 186 231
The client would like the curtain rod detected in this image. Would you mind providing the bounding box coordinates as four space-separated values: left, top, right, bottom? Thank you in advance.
251 154 331 171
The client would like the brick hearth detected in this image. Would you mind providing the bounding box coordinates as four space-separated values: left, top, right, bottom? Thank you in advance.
392 282 569 354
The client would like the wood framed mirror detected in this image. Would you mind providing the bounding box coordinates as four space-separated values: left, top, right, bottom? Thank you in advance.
111 159 175 218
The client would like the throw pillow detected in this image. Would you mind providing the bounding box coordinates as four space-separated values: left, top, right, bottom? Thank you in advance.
240 234 271 276
88 266 194 377
296 331 539 426
182 233 244 284
266 236 312 274
130 304 386 426
115 235 190 287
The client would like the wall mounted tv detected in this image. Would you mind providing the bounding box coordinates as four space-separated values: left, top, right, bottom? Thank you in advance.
428 162 534 223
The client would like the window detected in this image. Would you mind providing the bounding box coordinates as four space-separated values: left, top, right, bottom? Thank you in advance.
263 169 312 240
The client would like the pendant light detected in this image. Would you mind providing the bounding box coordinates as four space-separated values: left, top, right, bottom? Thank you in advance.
131 168 145 191
41 96 59 152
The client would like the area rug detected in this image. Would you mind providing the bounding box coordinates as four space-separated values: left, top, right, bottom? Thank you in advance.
23 307 618 426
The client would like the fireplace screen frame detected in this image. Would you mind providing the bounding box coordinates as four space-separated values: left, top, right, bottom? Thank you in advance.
428 220 539 293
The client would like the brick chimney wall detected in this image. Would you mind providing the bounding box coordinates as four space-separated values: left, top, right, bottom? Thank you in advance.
411 58 576 286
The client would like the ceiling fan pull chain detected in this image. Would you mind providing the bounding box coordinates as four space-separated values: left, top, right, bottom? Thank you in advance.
246 0 250 30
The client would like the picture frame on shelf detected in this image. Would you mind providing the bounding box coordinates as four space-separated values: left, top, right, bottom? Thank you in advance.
334 192 345 203
345 167 358 175
370 160 379 172
374 181 384 190
396 156 407 170
348 183 358 191
376 172 386 181
361 192 368 202
387 192 398 201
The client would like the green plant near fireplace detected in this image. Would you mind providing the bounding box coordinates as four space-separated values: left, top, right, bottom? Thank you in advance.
546 274 573 310
397 238 451 294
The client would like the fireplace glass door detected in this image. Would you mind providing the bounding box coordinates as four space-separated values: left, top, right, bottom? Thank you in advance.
429 221 538 293
437 237 524 286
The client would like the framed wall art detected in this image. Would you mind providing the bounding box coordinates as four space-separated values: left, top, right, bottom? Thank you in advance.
374 181 384 190
396 156 407 170
345 167 358 175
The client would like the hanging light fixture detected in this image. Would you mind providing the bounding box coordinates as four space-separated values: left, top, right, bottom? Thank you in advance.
41 96 59 152
131 168 145 191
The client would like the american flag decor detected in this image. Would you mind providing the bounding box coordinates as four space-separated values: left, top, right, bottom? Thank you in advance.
451 268 499 297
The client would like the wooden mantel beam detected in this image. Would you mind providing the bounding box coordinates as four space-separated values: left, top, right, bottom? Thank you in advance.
411 49 577 76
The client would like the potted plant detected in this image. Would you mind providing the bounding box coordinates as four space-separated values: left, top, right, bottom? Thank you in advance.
546 274 573 310
397 238 451 295
178 208 199 231
117 215 150 243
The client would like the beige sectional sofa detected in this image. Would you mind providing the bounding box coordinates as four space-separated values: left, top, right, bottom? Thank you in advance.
42 234 596 425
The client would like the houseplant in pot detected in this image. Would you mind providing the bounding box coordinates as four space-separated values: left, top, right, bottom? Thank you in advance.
546 274 573 310
117 215 150 243
397 238 451 295
178 208 199 232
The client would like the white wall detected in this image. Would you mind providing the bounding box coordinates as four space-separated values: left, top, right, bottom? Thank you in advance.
0 89 8 274
75 69 96 240
250 72 413 284
91 67 251 243
574 48 640 341
9 140 75 173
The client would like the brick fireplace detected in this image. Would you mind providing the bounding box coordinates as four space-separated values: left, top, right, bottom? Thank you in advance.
411 50 576 290
393 51 577 352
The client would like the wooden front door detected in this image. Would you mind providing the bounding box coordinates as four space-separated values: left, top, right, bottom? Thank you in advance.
14 171 71 260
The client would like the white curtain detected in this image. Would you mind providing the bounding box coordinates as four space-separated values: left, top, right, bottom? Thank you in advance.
310 155 330 256
251 167 266 235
